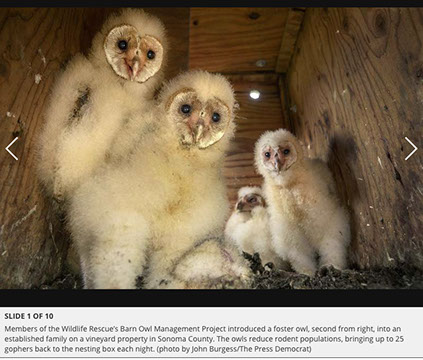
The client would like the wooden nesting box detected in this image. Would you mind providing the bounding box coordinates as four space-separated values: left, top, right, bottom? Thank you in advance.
0 7 421 288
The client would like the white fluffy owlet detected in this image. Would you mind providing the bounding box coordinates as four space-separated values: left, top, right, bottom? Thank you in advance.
225 186 288 269
37 9 167 203
68 70 251 289
254 129 350 276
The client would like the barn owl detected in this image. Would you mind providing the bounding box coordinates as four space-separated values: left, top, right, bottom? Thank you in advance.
68 70 251 289
254 129 350 276
37 9 167 203
225 186 287 269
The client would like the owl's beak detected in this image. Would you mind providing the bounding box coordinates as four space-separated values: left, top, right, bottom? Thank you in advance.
191 117 205 144
273 148 286 172
125 55 143 81
274 158 282 172
194 123 204 143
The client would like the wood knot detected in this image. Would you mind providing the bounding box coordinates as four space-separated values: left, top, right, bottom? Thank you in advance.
192 19 198 26
248 12 260 20
342 16 349 31
12 130 23 138
323 111 331 128
374 12 387 36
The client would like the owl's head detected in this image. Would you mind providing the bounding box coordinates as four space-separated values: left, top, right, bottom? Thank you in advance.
235 186 265 213
160 70 236 150
254 129 304 179
91 9 167 83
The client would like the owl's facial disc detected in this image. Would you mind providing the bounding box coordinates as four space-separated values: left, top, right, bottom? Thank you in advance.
167 90 231 150
262 141 297 174
236 193 265 212
104 25 164 83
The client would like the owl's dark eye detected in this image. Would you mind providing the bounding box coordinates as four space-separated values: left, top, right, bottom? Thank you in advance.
212 112 221 122
248 196 256 203
265 152 271 158
147 50 155 60
117 40 128 50
181 104 191 114
284 149 290 155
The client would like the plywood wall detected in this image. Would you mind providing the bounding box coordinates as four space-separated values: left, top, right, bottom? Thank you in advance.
0 8 190 288
189 8 289 72
287 8 423 269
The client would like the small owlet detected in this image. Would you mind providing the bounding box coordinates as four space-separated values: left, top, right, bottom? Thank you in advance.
225 186 287 269
38 9 167 203
254 129 350 276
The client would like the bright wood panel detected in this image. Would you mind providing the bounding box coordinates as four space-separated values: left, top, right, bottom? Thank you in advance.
189 8 289 72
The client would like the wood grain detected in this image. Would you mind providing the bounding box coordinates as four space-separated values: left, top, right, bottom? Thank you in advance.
278 74 290 128
224 75 286 206
189 8 289 72
0 8 189 288
146 8 189 79
276 8 305 72
287 8 423 269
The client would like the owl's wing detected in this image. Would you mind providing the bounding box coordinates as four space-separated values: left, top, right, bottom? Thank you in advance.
37 54 94 198
54 54 94 126
68 84 91 125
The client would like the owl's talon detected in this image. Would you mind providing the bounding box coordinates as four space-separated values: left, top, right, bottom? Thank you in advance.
53 181 65 203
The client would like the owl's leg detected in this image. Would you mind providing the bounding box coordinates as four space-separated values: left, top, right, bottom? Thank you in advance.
75 212 150 289
143 238 193 289
52 173 65 203
318 211 350 270
78 242 95 289
271 219 317 277
287 245 317 277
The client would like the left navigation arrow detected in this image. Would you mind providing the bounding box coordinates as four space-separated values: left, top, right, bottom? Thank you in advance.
5 137 19 160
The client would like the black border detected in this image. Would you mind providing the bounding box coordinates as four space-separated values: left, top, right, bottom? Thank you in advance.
1 1 423 8
0 290 422 307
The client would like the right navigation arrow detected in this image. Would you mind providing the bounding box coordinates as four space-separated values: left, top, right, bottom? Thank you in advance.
405 137 418 161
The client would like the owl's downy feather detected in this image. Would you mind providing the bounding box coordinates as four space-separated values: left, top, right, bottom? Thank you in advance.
37 9 168 203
